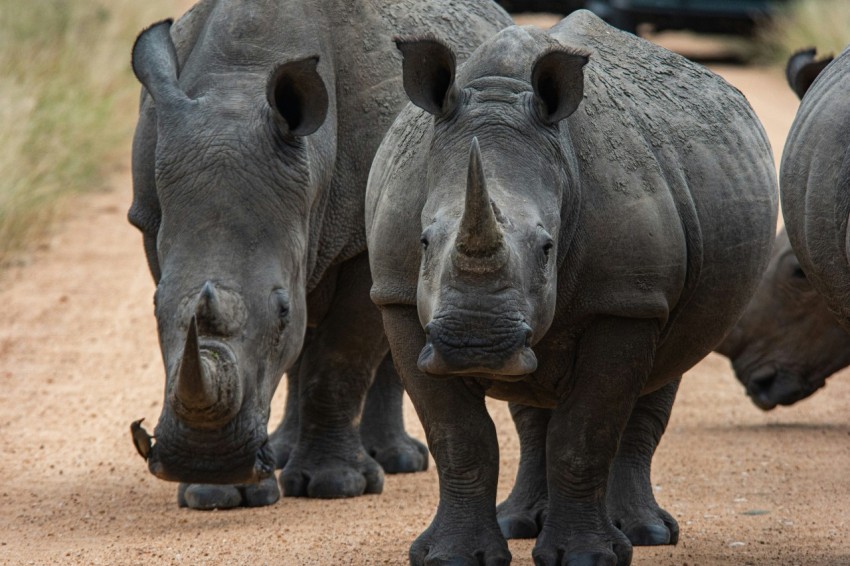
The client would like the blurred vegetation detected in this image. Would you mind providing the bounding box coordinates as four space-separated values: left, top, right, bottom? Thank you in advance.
0 0 176 266
758 0 850 62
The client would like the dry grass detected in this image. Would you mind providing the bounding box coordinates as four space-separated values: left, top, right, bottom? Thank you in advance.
0 0 177 266
758 0 850 62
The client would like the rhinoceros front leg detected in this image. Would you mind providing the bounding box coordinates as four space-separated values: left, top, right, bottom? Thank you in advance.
270 345 428 476
382 305 511 566
497 403 550 539
359 353 429 474
535 317 660 566
279 253 386 498
607 377 680 546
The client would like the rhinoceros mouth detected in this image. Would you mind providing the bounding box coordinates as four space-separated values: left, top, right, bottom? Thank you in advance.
744 367 819 411
135 412 276 485
146 435 275 485
417 319 537 379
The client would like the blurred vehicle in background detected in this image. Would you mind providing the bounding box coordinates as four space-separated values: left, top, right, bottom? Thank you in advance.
499 0 790 35
587 0 789 34
497 0 585 13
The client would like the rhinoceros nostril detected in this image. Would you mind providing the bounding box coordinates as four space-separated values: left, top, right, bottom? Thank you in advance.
521 323 533 347
749 373 776 395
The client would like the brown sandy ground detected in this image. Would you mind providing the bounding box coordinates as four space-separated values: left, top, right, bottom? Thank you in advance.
0 10 847 566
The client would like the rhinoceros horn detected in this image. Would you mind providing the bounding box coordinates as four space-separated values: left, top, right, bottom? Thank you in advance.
196 281 223 329
174 316 217 412
454 138 506 270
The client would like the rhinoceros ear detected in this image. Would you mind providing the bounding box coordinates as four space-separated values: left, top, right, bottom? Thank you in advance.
785 48 833 100
531 47 590 124
266 56 329 137
395 36 459 117
131 19 190 109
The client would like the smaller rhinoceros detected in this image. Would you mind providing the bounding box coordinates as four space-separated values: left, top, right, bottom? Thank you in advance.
366 10 776 565
716 48 850 410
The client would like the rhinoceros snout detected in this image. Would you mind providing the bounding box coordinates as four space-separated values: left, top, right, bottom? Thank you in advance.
417 320 537 379
746 369 813 411
146 439 275 485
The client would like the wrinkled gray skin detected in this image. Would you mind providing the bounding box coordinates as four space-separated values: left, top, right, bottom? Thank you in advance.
367 11 777 565
716 48 850 411
129 0 511 509
781 44 850 387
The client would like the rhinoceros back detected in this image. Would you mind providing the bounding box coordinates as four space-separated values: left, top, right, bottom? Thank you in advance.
554 11 778 383
781 45 850 332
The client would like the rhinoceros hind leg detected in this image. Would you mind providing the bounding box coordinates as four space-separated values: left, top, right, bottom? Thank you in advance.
607 378 681 546
360 354 429 474
176 477 281 510
496 403 550 539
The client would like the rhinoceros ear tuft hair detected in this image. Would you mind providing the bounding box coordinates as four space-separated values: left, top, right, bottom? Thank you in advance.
266 56 329 137
131 19 189 109
785 47 833 100
531 47 590 125
394 35 459 117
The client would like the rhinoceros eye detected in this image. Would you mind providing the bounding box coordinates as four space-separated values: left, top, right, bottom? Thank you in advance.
542 240 554 257
791 266 806 279
273 288 290 326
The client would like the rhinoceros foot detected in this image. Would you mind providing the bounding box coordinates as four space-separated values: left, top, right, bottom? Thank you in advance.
279 446 384 498
410 516 511 566
361 429 429 474
496 491 547 539
608 501 679 546
533 522 632 566
177 476 281 510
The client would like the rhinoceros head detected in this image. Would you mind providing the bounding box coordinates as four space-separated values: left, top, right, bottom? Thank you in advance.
129 21 329 483
717 229 850 410
394 30 588 379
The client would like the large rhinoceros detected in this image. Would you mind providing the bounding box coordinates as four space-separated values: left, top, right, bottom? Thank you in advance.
128 0 511 509
781 44 850 390
716 48 850 411
366 10 776 565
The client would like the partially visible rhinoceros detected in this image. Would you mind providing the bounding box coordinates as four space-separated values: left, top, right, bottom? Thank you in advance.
780 44 850 399
716 48 850 411
366 10 776 565
128 0 511 509
717 229 850 409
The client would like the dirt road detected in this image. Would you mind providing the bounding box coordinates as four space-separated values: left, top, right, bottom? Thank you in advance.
1 12 848 566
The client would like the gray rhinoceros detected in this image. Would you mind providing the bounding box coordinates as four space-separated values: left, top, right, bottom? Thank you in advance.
366 10 777 565
128 0 511 509
781 44 850 383
715 48 850 411
716 229 850 409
